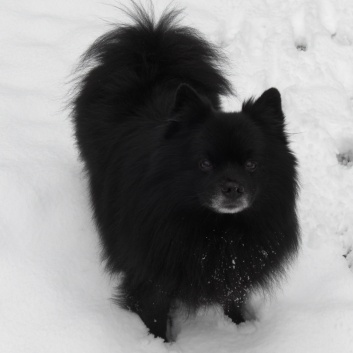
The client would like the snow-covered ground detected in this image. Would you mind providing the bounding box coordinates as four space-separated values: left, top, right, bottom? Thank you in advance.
1 0 353 352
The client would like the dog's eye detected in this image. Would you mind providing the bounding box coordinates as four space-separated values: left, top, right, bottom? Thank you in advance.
245 160 257 172
199 159 213 172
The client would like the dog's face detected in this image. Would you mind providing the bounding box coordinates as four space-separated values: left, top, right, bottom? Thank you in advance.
192 114 265 214
160 85 288 215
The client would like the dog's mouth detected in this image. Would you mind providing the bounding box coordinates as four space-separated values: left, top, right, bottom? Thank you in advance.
209 194 251 214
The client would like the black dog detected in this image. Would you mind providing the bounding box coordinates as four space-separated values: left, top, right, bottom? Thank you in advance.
72 5 299 341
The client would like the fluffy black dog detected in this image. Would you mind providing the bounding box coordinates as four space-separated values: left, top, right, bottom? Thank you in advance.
72 5 299 341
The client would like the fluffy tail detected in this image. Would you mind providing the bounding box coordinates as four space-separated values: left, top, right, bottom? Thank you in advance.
74 4 232 115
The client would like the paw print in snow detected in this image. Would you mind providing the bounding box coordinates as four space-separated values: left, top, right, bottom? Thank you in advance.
337 150 353 167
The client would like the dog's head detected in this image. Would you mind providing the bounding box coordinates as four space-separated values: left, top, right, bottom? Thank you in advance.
153 84 295 215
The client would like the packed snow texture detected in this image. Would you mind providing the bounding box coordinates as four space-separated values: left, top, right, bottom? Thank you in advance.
1 0 353 352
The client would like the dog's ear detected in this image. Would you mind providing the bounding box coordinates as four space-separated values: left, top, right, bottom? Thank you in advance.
171 84 211 119
254 88 283 119
242 88 286 137
165 84 211 139
243 88 283 120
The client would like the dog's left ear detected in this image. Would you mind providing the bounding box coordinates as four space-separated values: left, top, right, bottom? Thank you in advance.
243 88 283 121
253 88 283 119
242 88 286 136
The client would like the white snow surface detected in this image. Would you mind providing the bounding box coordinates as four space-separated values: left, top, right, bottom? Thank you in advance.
1 0 353 352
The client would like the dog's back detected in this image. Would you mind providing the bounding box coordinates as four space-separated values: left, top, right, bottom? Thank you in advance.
72 6 231 170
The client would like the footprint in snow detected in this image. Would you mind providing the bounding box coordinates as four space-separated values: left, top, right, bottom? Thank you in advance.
331 31 353 46
291 6 309 52
295 42 307 52
318 0 353 46
337 150 353 167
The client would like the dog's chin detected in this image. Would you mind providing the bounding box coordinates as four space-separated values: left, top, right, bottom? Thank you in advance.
209 195 250 214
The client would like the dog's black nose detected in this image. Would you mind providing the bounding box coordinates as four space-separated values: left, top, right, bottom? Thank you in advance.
221 181 244 197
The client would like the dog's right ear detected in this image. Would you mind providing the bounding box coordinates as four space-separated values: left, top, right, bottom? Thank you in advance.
171 84 211 120
165 84 211 139
172 84 204 115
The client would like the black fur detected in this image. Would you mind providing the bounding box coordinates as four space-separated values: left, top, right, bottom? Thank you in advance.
72 5 299 342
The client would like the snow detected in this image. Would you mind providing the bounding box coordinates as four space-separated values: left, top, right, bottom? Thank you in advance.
1 0 353 352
